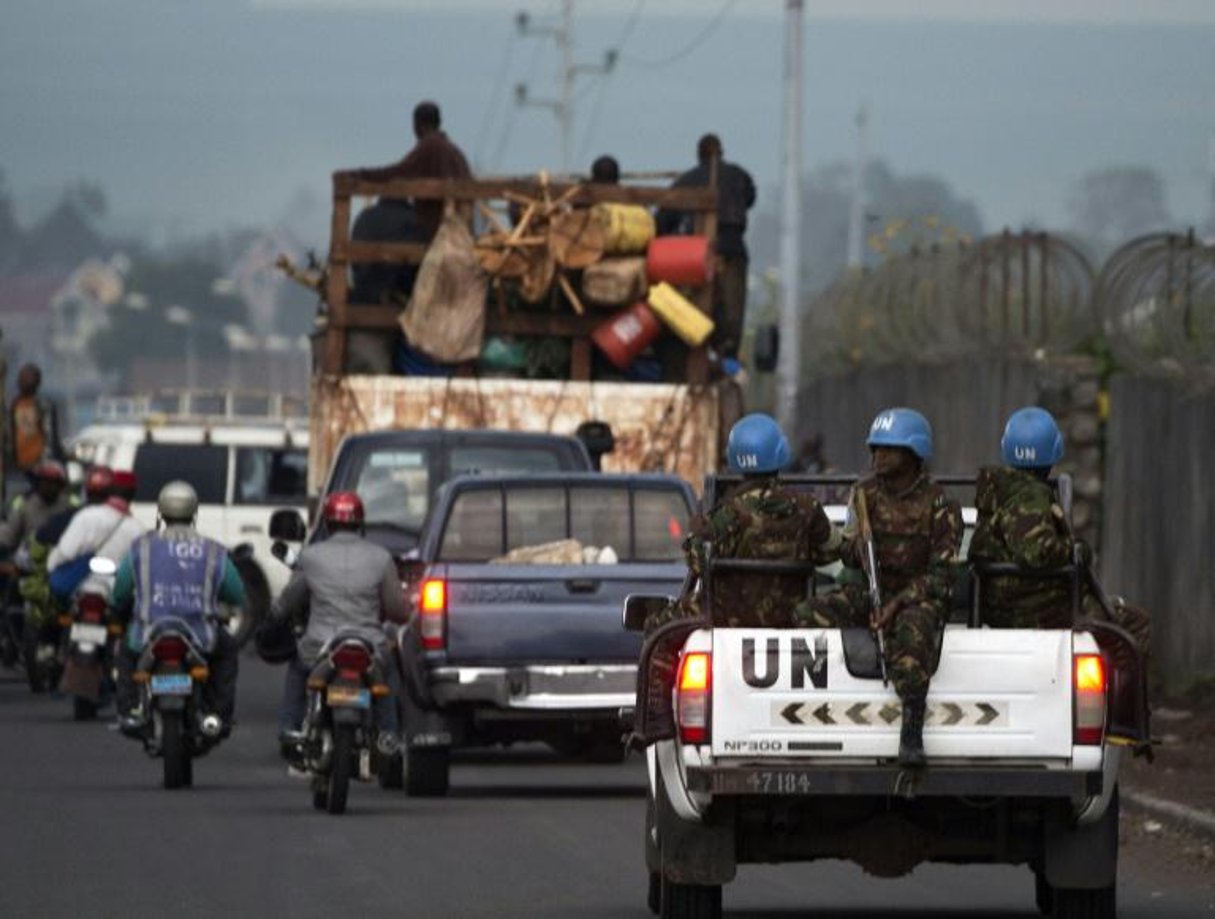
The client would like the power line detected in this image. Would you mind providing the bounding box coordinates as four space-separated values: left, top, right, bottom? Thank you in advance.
574 0 645 167
619 0 737 70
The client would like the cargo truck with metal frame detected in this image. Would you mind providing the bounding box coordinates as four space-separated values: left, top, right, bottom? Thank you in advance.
304 172 745 495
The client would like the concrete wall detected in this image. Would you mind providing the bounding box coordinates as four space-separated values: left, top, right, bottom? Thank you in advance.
796 360 1214 684
1101 374 1215 687
794 356 1103 542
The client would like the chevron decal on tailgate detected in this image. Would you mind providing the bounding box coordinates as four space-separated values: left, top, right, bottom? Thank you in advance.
775 700 1008 728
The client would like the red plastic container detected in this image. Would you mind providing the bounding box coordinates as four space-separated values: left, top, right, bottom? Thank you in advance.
592 302 663 370
646 235 715 287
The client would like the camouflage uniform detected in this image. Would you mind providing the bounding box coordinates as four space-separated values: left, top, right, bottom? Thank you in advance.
969 466 1151 650
795 474 962 702
646 479 841 632
969 466 1073 629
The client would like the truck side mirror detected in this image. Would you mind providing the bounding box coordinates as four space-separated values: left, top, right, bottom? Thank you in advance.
269 508 307 542
575 420 616 471
623 594 674 633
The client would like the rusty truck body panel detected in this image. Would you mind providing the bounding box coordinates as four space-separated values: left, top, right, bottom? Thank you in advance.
308 375 730 494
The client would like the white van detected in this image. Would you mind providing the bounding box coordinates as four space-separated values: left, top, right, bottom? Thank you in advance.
69 392 308 644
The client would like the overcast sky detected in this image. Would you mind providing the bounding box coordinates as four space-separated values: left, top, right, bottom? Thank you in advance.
251 0 1215 25
3 0 1213 253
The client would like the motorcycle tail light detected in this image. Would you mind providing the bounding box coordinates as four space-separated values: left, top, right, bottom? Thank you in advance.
152 635 188 663
331 643 373 672
78 593 106 623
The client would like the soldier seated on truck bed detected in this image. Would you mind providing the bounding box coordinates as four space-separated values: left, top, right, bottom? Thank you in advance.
645 414 841 633
793 408 963 768
970 406 1151 651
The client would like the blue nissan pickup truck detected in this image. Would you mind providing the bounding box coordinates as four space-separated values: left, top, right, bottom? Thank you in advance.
397 472 695 796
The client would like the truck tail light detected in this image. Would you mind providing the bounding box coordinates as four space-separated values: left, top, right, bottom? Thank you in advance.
1073 653 1106 745
419 578 447 651
676 651 711 745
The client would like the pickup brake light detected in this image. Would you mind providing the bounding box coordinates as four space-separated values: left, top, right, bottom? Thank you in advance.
1073 652 1106 746
676 651 711 745
419 578 447 651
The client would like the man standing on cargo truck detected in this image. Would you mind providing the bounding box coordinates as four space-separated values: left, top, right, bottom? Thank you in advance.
794 408 962 768
655 133 756 360
352 100 472 241
271 491 407 756
646 414 841 632
590 155 620 184
969 406 1151 650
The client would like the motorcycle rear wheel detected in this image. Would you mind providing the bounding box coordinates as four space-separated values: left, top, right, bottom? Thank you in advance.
162 713 192 790
326 725 355 815
73 697 98 721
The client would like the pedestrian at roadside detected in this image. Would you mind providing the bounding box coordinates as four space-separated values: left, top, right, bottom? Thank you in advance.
8 363 64 474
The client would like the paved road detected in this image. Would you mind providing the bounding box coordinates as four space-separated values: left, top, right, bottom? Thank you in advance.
0 659 1208 918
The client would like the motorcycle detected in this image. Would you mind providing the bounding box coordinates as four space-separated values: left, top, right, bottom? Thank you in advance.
288 630 396 815
22 605 65 694
59 582 119 720
126 615 227 789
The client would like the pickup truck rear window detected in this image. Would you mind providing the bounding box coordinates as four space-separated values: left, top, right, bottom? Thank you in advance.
438 484 689 563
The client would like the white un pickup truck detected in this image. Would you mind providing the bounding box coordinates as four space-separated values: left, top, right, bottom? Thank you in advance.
624 474 1150 919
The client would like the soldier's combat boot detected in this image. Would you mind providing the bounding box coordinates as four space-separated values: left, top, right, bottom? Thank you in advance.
898 696 927 768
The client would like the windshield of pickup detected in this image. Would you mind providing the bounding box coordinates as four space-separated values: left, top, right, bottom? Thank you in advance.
438 483 690 563
353 448 431 533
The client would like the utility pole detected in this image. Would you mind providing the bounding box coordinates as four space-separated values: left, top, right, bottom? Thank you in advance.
777 0 804 429
515 1 616 174
846 103 869 269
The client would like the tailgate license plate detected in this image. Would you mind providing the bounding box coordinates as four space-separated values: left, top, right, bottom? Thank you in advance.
327 686 371 708
150 673 193 696
70 623 108 645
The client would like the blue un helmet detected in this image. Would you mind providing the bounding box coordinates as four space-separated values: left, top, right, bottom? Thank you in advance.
726 413 791 474
865 407 933 460
1001 406 1063 469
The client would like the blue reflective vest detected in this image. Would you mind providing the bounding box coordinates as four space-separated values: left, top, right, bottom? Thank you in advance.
130 531 227 651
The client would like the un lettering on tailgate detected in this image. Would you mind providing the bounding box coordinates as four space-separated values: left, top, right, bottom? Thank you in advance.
710 629 1074 761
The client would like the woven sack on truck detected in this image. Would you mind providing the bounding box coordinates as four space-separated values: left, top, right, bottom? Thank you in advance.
400 211 488 363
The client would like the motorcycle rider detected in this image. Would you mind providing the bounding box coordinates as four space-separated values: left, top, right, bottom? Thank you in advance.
270 491 407 756
48 469 144 585
0 460 74 561
19 466 115 639
110 481 245 737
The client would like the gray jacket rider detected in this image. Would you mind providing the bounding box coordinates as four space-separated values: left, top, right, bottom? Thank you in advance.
271 531 408 664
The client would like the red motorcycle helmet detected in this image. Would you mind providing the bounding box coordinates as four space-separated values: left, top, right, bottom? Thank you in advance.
31 460 68 484
109 470 138 499
84 465 115 500
322 491 365 528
